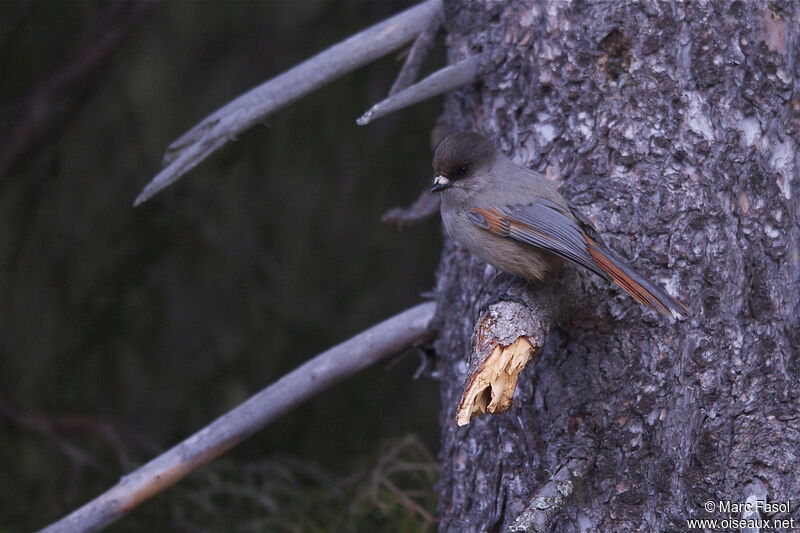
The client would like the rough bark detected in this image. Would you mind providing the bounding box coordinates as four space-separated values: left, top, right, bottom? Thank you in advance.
432 1 800 532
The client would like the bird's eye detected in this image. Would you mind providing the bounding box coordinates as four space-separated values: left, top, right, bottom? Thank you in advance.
453 164 469 179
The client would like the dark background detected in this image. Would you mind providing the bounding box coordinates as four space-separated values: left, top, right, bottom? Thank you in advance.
0 1 442 531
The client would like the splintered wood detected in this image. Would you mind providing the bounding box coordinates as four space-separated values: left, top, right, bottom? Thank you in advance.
454 294 554 426
456 336 536 426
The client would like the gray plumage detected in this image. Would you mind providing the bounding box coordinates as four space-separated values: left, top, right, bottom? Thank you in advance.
430 132 687 318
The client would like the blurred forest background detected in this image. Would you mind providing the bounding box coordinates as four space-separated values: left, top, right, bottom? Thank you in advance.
0 1 444 531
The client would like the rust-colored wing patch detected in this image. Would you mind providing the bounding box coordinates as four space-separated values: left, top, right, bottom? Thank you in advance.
469 207 510 236
468 201 688 319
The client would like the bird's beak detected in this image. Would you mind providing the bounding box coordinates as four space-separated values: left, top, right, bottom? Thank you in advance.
430 175 452 193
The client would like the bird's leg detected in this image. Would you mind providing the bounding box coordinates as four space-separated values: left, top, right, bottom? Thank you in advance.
476 272 529 315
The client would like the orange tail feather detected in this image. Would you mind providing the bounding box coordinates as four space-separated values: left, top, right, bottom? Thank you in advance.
585 239 688 318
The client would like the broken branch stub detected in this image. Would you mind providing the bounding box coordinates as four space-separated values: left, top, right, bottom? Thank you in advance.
455 270 580 426
456 300 549 426
134 0 442 206
456 335 537 426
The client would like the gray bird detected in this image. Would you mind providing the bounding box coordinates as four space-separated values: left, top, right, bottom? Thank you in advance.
430 132 687 318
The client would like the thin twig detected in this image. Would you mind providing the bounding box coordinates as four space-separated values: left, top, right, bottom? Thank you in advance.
356 54 482 126
0 0 159 179
368 436 438 527
0 395 158 472
0 394 106 473
133 0 442 206
388 11 442 96
37 302 437 533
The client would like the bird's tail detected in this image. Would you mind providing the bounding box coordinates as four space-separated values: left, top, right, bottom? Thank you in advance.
584 237 688 319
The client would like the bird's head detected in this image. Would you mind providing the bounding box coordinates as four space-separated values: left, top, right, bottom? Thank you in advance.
430 132 495 193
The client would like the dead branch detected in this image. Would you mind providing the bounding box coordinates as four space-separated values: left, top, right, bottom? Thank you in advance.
356 54 482 126
133 0 442 206
507 456 592 533
388 11 442 96
37 302 436 533
381 188 440 228
456 297 555 426
380 118 453 229
456 268 587 426
0 0 159 179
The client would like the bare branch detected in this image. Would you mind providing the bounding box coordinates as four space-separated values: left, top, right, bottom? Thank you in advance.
456 298 553 426
357 54 482 126
507 456 592 533
37 302 437 533
388 11 442 96
381 188 440 228
455 275 558 426
133 0 442 206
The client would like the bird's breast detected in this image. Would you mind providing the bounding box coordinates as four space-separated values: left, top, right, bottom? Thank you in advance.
441 206 558 281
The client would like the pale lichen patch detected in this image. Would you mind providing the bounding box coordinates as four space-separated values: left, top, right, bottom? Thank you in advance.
738 115 762 147
768 137 795 200
685 91 715 141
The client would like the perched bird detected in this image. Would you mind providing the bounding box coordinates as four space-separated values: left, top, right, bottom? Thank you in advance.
430 132 687 318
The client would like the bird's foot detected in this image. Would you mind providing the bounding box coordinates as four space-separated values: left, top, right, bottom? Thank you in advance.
476 274 528 316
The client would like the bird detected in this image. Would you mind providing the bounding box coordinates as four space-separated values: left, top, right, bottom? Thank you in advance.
429 131 687 318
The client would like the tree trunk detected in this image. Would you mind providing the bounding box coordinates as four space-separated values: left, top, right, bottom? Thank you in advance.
433 1 800 531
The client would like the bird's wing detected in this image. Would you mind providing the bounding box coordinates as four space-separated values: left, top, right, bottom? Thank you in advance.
467 198 689 317
566 200 605 245
466 198 609 279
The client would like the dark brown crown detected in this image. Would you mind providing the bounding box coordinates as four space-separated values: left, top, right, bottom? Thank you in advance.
433 132 495 181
